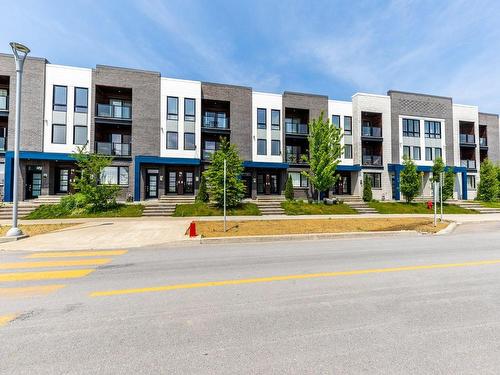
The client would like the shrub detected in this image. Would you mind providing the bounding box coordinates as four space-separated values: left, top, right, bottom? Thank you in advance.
477 159 499 201
196 175 209 203
363 175 372 202
284 176 294 200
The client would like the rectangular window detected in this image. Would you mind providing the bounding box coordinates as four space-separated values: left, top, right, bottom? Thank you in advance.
53 85 67 112
344 144 352 159
332 115 340 128
73 125 87 145
402 118 420 137
100 166 129 186
413 146 421 160
344 116 352 135
365 173 382 189
271 140 280 156
52 124 66 144
166 131 178 149
425 147 433 161
467 175 476 190
74 87 88 113
434 147 442 159
0 161 4 186
257 108 266 129
184 132 195 150
289 172 308 188
167 97 178 120
403 145 410 159
257 139 266 155
271 109 280 131
184 98 195 122
425 120 441 138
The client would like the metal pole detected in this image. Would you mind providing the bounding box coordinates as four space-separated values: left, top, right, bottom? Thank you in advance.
7 43 29 237
223 159 226 233
433 181 437 227
440 172 443 222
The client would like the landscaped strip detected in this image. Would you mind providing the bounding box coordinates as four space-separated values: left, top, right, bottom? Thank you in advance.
368 202 477 214
0 223 77 237
173 202 260 217
281 200 357 215
25 204 144 220
195 218 448 238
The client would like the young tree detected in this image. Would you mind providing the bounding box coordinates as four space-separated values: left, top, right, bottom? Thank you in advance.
203 137 245 208
431 157 445 183
195 174 209 203
477 159 499 201
284 175 294 201
442 168 455 202
302 112 343 203
71 146 120 211
400 157 421 203
363 174 373 202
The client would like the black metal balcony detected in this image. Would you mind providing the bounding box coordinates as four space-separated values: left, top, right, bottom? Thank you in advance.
96 104 132 120
95 142 131 157
285 152 308 164
362 126 382 138
285 122 308 135
480 137 488 147
460 159 476 170
362 155 383 167
202 114 229 130
460 134 475 145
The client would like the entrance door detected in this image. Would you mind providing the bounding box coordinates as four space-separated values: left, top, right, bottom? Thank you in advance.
56 168 70 194
334 174 351 195
146 170 159 199
258 173 279 195
26 166 42 199
184 172 194 194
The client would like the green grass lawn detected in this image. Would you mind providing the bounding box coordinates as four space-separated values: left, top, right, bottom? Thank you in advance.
281 200 358 215
368 201 477 214
173 202 261 217
478 201 500 208
25 203 144 219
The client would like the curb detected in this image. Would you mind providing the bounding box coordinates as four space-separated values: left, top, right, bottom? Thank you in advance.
199 230 423 244
435 222 458 236
0 234 29 243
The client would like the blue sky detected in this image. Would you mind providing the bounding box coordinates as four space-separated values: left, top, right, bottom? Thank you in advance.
2 0 500 112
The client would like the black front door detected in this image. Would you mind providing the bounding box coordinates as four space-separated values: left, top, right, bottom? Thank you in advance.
56 168 70 194
146 170 159 199
167 170 194 195
257 173 279 195
333 173 351 195
26 166 42 199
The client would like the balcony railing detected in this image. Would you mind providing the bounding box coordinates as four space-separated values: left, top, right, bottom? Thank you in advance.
285 122 308 135
202 149 216 160
0 137 5 151
96 104 132 120
285 153 308 164
202 115 229 129
0 96 8 111
95 142 131 156
480 137 488 147
460 134 475 144
461 159 476 169
362 155 383 166
362 126 382 138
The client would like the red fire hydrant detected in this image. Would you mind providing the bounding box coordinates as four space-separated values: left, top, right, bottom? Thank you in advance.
189 221 197 237
427 201 433 210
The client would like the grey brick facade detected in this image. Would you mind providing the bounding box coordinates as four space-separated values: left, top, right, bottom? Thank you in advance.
282 91 328 123
479 112 500 163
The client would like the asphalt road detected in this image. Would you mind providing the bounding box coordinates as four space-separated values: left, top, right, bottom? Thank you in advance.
2 222 500 374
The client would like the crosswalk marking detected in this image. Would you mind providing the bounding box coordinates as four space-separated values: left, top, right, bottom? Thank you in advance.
0 314 17 327
0 258 112 270
24 250 127 259
0 285 65 298
0 269 94 282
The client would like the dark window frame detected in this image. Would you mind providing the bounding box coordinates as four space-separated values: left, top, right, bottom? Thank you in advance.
100 166 129 186
402 118 420 137
257 108 267 129
413 146 421 160
434 147 442 159
167 96 179 121
332 115 341 129
53 85 67 112
344 116 352 135
425 120 442 139
257 139 267 155
425 147 433 161
365 172 382 189
74 87 88 113
184 98 196 122
166 131 178 149
184 132 196 150
52 123 67 144
73 125 88 145
271 139 280 156
271 109 280 131
403 145 411 159
344 144 353 159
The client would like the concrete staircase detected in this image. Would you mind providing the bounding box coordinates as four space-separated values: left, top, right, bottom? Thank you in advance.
413 196 434 203
253 195 286 215
334 195 378 214
0 202 39 219
30 195 64 205
453 200 500 214
142 195 195 217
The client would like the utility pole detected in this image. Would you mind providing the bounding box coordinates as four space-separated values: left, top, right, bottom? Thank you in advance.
223 159 227 232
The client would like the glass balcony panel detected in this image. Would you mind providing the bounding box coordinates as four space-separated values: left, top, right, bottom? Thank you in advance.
96 104 132 119
480 137 487 146
460 134 475 143
0 137 5 151
0 96 7 111
362 126 382 137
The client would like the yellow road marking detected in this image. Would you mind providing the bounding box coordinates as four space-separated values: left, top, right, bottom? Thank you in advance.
0 285 65 298
90 259 500 297
25 250 127 259
0 314 17 327
0 258 112 270
0 269 94 282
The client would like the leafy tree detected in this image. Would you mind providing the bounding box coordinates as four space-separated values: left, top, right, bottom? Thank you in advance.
284 175 294 201
431 157 445 183
71 146 120 212
196 174 209 203
362 174 373 202
442 168 455 202
302 112 343 203
203 137 245 208
400 157 421 203
477 159 499 201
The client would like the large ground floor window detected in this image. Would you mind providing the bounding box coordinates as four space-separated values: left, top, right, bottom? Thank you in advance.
100 166 129 186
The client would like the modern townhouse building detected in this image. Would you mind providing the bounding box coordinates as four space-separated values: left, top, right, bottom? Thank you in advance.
0 52 498 203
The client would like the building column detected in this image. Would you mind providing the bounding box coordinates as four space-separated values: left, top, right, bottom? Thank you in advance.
461 170 468 200
393 168 401 201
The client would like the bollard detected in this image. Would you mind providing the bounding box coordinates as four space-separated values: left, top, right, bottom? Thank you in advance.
189 221 197 237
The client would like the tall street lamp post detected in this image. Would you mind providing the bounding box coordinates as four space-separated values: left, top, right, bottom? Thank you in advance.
6 42 30 237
